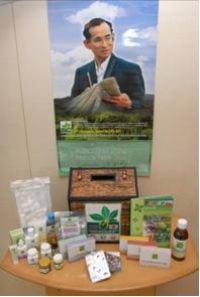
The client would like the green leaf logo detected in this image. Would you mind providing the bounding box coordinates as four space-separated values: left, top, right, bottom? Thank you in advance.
89 206 119 230
89 214 104 221
134 204 143 212
152 253 158 260
109 210 118 220
79 245 85 252
102 206 110 219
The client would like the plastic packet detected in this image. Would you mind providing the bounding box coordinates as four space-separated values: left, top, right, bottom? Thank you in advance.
10 177 51 228
54 211 87 240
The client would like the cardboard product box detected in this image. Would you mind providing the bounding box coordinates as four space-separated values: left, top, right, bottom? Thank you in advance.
67 237 96 261
139 246 171 268
85 251 111 283
130 195 174 247
127 238 156 259
85 203 121 242
119 235 151 253
68 167 139 236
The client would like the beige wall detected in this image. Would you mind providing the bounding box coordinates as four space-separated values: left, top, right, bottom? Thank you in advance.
0 1 198 295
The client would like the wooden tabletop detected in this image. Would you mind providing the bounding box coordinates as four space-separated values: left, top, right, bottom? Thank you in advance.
0 241 198 295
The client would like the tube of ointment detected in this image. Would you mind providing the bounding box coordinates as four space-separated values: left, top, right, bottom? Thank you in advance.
9 245 19 264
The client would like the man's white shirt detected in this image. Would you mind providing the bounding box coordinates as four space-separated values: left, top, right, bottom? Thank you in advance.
95 55 111 82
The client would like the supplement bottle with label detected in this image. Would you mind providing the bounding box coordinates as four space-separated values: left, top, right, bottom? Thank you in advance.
27 248 39 264
25 227 39 249
172 218 188 261
40 242 52 259
39 257 51 274
47 212 58 254
17 239 27 259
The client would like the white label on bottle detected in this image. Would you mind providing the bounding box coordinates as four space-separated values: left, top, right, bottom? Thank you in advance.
172 237 187 258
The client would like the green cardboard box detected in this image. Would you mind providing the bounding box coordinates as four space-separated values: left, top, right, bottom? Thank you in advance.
130 195 174 247
9 228 24 245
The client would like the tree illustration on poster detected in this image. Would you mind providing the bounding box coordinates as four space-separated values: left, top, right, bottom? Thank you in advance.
47 0 159 176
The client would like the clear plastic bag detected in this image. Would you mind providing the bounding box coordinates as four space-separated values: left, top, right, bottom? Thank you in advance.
10 177 51 227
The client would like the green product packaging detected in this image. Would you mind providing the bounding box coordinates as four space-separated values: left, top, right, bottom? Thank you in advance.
9 228 24 245
130 195 174 248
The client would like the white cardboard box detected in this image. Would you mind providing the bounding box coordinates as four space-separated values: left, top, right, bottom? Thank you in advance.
139 246 171 268
67 237 96 261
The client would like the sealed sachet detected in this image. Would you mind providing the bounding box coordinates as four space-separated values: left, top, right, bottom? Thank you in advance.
10 177 51 227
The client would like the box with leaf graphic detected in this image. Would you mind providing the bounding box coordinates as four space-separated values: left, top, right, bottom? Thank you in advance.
68 167 139 235
85 203 121 242
130 196 174 247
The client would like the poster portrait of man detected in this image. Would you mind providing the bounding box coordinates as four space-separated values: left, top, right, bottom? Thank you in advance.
47 0 158 176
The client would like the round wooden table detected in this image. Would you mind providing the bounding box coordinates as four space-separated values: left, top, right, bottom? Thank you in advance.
0 240 198 296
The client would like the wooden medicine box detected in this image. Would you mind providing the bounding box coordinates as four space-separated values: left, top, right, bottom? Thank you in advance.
67 167 139 235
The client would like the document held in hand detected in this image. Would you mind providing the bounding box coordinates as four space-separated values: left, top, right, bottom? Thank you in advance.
66 77 121 115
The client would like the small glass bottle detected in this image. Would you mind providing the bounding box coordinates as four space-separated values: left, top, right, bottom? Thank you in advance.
27 248 39 264
40 242 52 259
53 253 64 270
47 212 58 254
39 257 51 274
172 218 188 261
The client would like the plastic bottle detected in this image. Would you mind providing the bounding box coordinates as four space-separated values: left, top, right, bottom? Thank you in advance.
17 239 27 259
40 242 52 259
27 248 39 264
172 218 188 261
46 212 58 254
25 226 39 249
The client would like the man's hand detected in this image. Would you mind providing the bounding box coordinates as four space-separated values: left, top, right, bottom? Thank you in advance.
102 93 132 109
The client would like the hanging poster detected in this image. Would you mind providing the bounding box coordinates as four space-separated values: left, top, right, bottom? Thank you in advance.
47 0 159 176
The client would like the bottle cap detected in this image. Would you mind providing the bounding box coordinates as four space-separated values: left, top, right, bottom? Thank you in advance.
18 239 24 247
41 242 51 252
27 227 35 236
47 212 55 222
177 218 188 229
27 248 38 256
53 253 63 263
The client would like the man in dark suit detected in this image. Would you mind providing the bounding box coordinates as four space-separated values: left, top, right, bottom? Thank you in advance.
71 18 145 112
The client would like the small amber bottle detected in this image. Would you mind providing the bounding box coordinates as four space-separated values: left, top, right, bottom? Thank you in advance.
172 218 188 261
46 212 58 254
39 257 51 274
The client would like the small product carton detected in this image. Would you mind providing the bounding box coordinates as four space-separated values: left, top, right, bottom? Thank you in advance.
119 235 151 253
130 195 174 247
67 237 96 262
58 234 87 259
139 246 171 268
105 252 121 272
85 250 111 283
9 228 24 245
127 237 156 259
